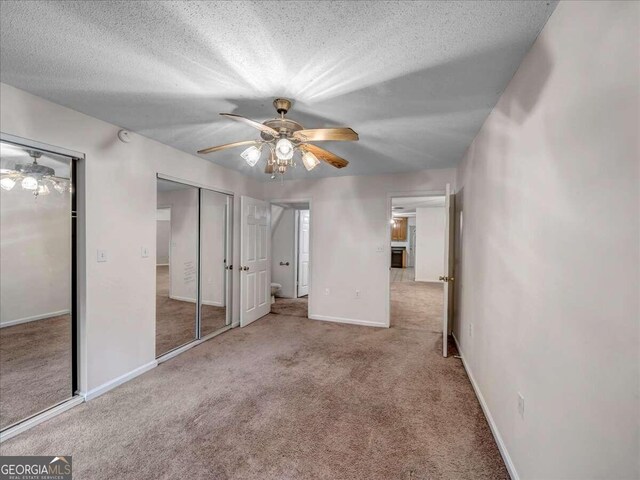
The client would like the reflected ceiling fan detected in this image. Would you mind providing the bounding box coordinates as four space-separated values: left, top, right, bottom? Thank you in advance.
197 98 358 177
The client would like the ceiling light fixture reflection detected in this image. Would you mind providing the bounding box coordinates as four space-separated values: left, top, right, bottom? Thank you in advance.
1 149 69 197
0 177 16 191
21 176 38 190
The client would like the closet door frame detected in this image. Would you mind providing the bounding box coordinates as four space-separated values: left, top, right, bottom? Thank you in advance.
0 132 85 442
155 173 233 363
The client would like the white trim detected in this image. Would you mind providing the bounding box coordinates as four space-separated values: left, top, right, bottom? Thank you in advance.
0 396 84 443
156 263 169 266
202 300 224 307
168 295 223 307
1 132 85 160
81 360 157 401
157 173 234 197
157 325 232 363
452 333 518 480
170 295 196 303
0 310 70 328
309 314 387 328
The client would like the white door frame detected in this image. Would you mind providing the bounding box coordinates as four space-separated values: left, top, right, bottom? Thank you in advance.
296 209 310 297
293 210 299 298
270 198 312 307
386 190 446 328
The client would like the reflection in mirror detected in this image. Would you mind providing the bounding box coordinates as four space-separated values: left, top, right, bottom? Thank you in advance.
156 179 198 357
200 189 230 336
0 141 73 430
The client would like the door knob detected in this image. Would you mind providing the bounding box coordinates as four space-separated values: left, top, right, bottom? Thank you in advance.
439 276 447 282
279 261 290 266
243 266 249 271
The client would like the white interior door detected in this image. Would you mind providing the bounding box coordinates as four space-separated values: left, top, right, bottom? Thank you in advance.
442 184 456 357
297 210 310 297
240 195 271 327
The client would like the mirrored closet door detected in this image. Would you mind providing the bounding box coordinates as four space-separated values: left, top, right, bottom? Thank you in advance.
200 189 232 336
155 177 232 358
156 179 199 356
0 139 77 431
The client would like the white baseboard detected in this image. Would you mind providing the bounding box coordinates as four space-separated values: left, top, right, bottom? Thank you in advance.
169 295 196 303
452 333 518 480
157 325 232 364
0 309 71 328
202 300 224 307
82 360 157 401
0 396 84 443
309 314 387 328
169 295 223 307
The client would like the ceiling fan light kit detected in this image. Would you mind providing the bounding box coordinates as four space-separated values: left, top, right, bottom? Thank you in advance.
0 150 69 197
197 98 358 178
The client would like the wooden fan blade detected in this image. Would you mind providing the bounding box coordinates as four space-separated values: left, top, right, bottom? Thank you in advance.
301 144 349 169
197 140 257 155
293 128 358 142
265 162 275 174
220 113 279 137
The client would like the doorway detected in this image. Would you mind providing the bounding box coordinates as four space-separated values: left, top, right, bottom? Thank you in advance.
388 192 454 355
0 136 82 436
269 201 311 319
155 177 232 359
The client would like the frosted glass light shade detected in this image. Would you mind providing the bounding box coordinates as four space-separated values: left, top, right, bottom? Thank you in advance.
275 138 293 161
241 146 262 167
301 150 320 171
53 181 67 194
0 177 16 191
21 176 38 190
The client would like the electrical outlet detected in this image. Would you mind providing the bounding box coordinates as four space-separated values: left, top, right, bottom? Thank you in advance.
517 393 525 419
324 288 330 296
376 245 384 252
97 250 108 263
141 246 149 258
355 289 361 299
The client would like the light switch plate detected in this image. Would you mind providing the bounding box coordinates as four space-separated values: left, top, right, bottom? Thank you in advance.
141 246 149 258
97 250 108 262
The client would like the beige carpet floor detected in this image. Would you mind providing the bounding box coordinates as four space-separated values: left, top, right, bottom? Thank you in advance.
270 296 308 318
0 315 73 430
0 282 507 479
156 265 227 356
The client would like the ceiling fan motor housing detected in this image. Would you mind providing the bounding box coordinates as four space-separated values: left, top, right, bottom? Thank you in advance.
261 118 304 140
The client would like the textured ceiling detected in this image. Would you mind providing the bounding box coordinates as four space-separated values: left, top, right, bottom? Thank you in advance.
0 1 556 181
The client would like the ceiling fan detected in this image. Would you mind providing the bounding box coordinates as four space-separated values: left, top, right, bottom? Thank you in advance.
197 98 358 177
